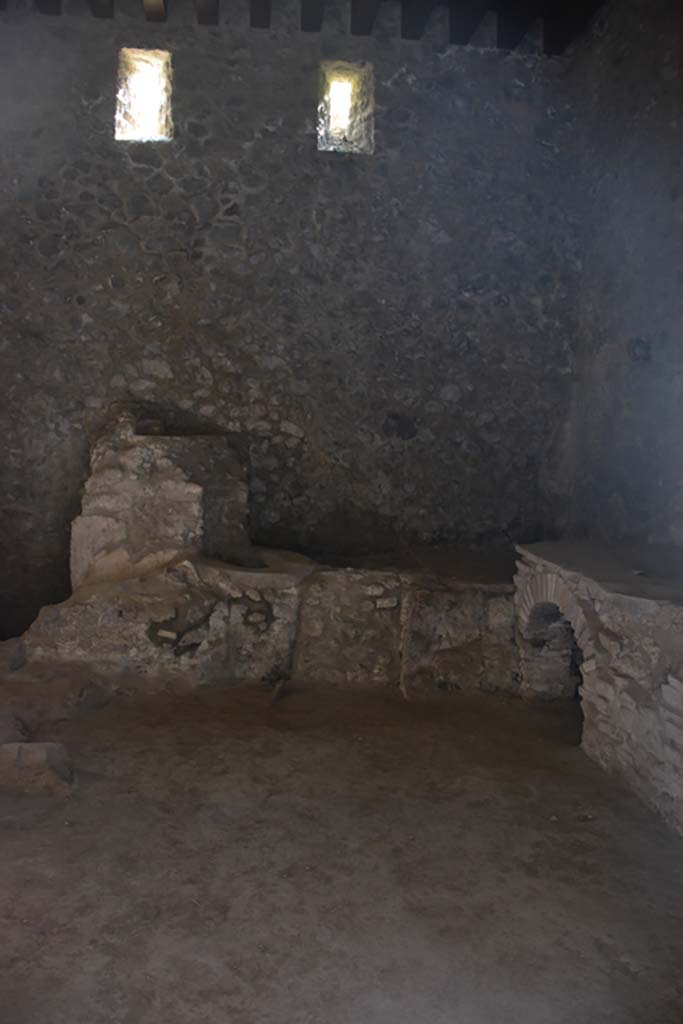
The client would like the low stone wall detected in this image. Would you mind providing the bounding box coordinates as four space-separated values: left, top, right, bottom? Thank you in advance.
1 417 520 719
9 553 518 701
515 545 683 835
7 534 682 833
296 571 518 695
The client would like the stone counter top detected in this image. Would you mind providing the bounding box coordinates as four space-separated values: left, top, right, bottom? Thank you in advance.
517 541 683 606
320 543 517 587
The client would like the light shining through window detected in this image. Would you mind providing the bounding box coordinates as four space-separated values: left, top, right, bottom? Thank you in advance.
115 48 173 142
318 61 373 154
328 79 353 135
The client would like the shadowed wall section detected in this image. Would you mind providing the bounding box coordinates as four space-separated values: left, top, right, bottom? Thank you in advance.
569 0 683 542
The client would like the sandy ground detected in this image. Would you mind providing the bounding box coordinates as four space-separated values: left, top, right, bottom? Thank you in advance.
1 685 682 1024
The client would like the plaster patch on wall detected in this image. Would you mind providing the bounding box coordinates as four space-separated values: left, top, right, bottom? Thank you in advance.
115 48 173 142
317 61 374 154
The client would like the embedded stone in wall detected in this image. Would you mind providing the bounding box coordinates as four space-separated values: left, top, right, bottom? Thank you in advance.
294 570 402 686
70 413 254 589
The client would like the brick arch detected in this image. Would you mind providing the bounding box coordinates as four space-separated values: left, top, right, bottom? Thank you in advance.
514 572 600 701
516 572 596 663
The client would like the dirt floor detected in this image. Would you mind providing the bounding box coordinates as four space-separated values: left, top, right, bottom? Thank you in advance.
1 685 682 1024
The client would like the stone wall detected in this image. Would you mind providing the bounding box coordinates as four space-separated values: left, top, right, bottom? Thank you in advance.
10 551 518 699
5 413 518 697
0 1 581 637
568 0 683 541
515 546 683 836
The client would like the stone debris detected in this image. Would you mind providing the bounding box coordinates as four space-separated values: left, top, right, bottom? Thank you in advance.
0 742 73 796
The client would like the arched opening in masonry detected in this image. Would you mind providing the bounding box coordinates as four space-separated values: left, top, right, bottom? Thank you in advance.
518 602 585 727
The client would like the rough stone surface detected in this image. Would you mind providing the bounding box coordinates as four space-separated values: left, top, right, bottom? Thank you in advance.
12 544 518 697
295 570 403 686
9 419 519 696
70 412 253 588
23 551 312 687
400 583 518 694
515 542 683 835
0 741 72 795
0 3 580 637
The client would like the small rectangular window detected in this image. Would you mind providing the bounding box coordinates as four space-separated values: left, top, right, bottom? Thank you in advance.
115 48 173 143
318 61 374 154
